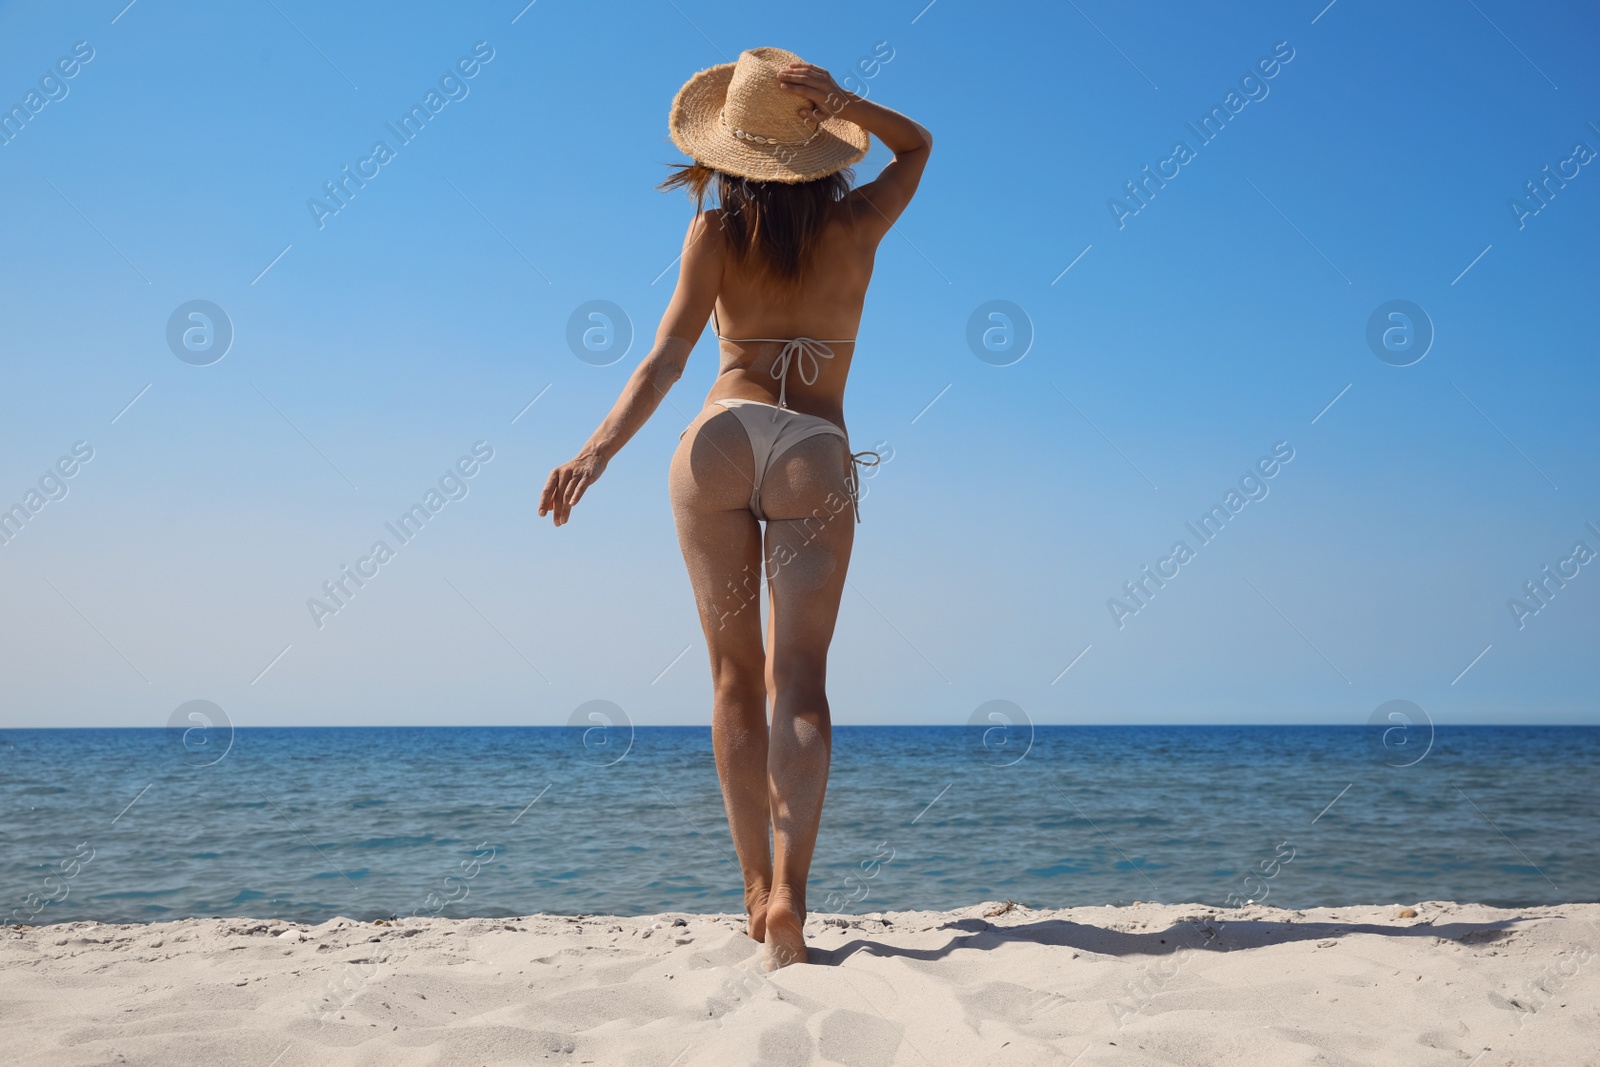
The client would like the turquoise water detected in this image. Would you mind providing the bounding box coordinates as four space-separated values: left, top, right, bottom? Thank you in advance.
2 725 1594 924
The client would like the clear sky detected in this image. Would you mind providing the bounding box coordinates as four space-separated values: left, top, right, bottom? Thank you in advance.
1 0 1595 728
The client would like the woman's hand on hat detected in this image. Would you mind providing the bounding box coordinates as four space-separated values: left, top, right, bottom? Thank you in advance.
777 62 852 123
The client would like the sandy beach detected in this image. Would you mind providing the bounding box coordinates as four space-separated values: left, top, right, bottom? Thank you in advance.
6 900 1596 1066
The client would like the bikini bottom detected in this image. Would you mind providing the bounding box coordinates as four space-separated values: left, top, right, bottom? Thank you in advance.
687 398 878 522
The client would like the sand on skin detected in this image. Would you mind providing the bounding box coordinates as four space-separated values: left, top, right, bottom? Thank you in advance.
3 901 1597 1066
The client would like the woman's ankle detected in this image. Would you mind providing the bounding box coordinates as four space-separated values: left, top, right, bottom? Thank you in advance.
766 885 805 923
761 888 809 969
742 879 773 941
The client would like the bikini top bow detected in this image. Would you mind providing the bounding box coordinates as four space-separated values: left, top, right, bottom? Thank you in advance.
709 306 855 418
768 337 836 412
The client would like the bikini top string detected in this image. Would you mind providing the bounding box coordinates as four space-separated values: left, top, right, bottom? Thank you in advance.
712 306 852 418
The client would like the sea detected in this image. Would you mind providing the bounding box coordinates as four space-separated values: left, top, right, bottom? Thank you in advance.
2 725 1594 926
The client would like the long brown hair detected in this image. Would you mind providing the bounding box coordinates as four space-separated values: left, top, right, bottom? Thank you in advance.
659 163 853 291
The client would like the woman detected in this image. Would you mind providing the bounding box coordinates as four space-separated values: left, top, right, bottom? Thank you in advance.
539 47 931 969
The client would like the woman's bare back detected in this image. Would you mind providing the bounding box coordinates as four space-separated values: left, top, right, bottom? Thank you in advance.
704 199 882 429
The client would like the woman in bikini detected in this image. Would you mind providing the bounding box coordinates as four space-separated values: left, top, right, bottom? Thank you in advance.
539 47 931 969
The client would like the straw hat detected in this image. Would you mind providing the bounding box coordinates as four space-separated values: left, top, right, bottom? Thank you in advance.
669 47 870 183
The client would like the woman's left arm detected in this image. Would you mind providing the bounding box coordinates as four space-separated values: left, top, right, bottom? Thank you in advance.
539 212 723 526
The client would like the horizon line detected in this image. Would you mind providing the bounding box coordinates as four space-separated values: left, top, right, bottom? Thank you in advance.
7 722 1598 730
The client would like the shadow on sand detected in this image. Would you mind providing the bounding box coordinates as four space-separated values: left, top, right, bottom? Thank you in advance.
813 913 1536 966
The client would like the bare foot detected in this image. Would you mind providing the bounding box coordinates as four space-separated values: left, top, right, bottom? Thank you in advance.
762 894 807 970
744 883 771 943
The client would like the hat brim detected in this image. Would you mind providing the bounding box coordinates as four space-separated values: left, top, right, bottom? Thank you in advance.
669 63 869 184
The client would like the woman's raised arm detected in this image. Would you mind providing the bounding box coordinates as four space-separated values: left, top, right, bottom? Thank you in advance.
538 212 724 526
777 62 932 238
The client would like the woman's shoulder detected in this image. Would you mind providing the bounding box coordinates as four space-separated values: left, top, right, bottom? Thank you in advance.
686 208 732 250
680 209 732 269
826 194 886 248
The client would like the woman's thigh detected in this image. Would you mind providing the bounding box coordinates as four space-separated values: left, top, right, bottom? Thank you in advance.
669 407 765 656
759 434 857 668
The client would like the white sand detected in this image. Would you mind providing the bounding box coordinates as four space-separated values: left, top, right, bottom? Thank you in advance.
5 901 1596 1066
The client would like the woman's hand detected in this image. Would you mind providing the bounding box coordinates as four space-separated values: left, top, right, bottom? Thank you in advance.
539 449 608 527
776 62 854 124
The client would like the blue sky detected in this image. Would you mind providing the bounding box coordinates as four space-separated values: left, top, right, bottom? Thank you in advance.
1 0 1595 728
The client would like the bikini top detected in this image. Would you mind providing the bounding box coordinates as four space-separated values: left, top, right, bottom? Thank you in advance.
711 307 854 411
